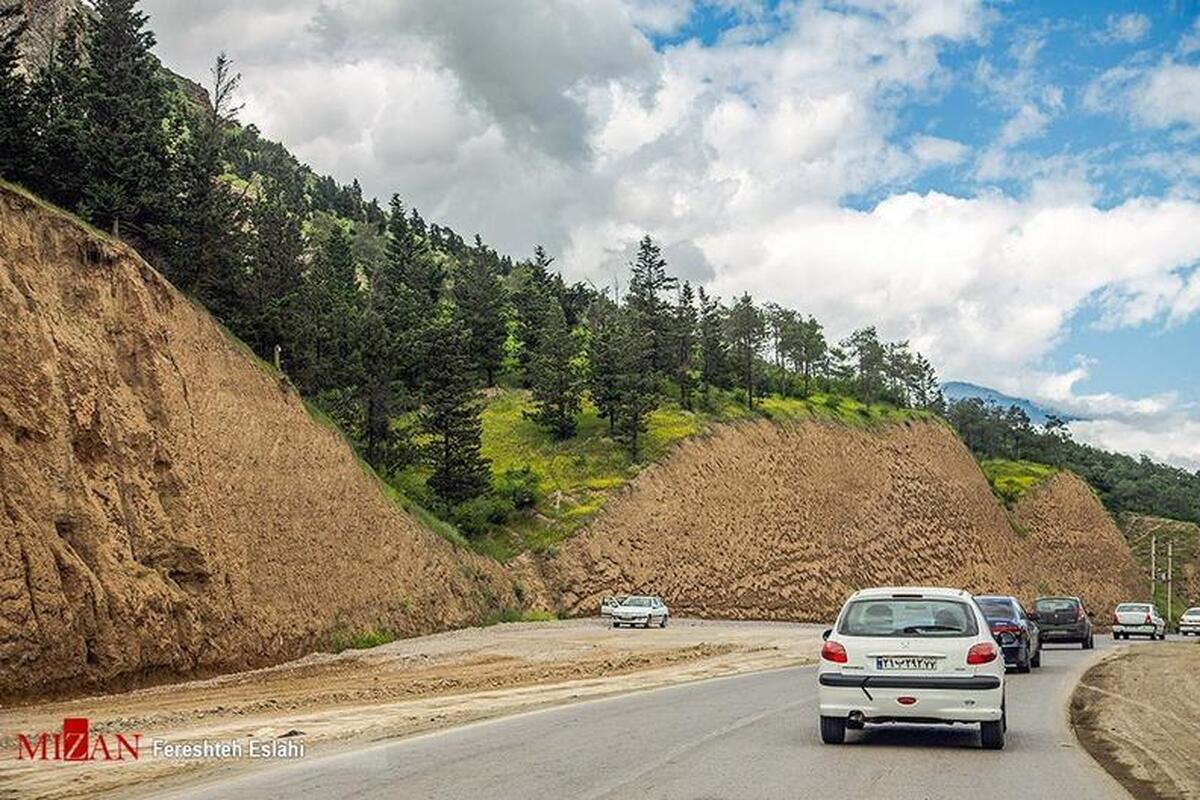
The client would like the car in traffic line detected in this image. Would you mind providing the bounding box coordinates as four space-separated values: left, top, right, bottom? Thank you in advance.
1112 602 1167 640
818 587 1007 750
976 595 1042 672
1179 607 1200 636
600 595 628 618
1033 596 1094 649
610 595 669 628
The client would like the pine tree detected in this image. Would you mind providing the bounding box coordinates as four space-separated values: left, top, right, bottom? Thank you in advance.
669 281 697 409
626 235 676 374
725 293 765 409
292 224 362 398
386 195 443 301
241 180 304 358
0 2 34 184
422 316 491 506
696 287 727 403
454 236 508 385
586 297 623 433
84 0 171 236
526 303 582 439
28 11 89 208
611 318 657 460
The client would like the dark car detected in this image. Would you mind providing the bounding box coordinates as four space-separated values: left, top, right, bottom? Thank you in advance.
976 595 1042 673
1033 596 1094 649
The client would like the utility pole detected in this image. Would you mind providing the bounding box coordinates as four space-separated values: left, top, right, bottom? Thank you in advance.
1168 541 1174 627
1150 534 1157 603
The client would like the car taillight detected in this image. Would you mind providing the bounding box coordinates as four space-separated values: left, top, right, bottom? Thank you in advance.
821 640 848 663
1075 607 1083 621
991 623 1021 635
967 642 997 665
1113 614 1119 625
1145 613 1153 624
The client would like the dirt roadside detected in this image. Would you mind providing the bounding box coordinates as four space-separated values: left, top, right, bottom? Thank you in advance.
0 618 821 800
1071 641 1200 800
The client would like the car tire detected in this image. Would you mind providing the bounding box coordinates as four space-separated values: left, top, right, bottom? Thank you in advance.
660 615 668 628
1031 647 1041 668
981 717 1005 750
1017 645 1031 674
1084 635 1094 650
612 621 620 628
819 716 846 745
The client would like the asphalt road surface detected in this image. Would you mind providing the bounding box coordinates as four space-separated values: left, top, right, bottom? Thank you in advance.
162 639 1136 800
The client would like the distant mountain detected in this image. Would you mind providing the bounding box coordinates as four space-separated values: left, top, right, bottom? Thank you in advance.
941 381 1081 426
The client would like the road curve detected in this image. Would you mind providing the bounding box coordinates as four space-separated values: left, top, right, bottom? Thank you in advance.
161 640 1137 800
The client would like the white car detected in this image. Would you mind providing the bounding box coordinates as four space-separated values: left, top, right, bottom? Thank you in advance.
600 596 628 618
818 587 1006 749
1112 602 1167 640
610 595 669 628
1179 607 1200 636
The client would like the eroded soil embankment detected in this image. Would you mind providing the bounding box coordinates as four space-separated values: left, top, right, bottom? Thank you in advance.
1072 643 1200 800
526 419 1146 621
0 186 513 699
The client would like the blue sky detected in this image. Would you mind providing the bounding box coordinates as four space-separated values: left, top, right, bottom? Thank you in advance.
146 0 1200 465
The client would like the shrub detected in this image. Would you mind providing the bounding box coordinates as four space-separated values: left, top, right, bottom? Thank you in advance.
327 625 397 653
453 494 516 536
496 466 540 509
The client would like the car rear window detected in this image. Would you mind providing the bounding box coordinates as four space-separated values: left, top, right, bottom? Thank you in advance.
1035 598 1078 613
1116 603 1150 612
976 598 1016 619
838 598 979 637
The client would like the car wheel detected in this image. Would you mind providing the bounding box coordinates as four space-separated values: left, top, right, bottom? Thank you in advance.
981 714 1005 750
1017 645 1031 674
660 615 668 628
819 716 846 745
1031 647 1041 668
612 621 620 628
1084 635 1094 649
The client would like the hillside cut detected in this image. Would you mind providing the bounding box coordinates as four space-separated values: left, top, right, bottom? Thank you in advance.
532 419 1146 621
0 187 510 699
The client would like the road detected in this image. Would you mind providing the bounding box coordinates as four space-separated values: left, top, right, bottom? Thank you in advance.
161 639 1135 800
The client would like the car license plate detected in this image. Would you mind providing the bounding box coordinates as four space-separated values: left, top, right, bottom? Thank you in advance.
875 656 938 671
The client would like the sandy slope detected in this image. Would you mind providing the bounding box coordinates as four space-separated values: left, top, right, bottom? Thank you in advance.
1072 641 1200 799
0 186 512 700
525 420 1146 622
0 618 821 800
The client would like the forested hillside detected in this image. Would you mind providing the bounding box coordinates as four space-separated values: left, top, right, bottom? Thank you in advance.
0 0 1194 546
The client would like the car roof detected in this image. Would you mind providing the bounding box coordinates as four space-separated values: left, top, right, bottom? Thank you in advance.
975 595 1017 602
1034 596 1081 602
847 586 973 601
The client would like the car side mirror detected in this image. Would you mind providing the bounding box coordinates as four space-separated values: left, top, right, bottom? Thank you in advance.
822 628 832 641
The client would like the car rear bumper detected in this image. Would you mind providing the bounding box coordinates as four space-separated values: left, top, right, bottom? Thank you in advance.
999 644 1024 665
612 616 650 625
817 673 1003 723
1113 624 1158 635
1179 623 1200 634
1040 623 1088 640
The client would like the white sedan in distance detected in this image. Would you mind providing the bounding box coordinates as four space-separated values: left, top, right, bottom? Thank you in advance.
1178 607 1200 636
610 596 669 628
818 586 1007 749
1112 602 1167 640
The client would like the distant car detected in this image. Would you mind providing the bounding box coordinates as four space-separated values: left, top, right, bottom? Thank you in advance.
611 596 668 628
1033 596 1094 649
1179 607 1200 636
817 586 1006 749
600 595 628 618
976 595 1042 673
1112 602 1166 640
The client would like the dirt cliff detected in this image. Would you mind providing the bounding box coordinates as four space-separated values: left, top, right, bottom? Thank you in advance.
529 419 1145 621
0 186 512 700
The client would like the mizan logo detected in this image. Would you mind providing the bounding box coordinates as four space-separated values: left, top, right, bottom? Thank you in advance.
17 718 141 762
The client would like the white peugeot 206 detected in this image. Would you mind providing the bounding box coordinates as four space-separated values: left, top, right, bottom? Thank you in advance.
817 587 1007 749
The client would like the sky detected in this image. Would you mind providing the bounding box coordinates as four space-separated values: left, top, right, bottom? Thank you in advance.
139 0 1200 470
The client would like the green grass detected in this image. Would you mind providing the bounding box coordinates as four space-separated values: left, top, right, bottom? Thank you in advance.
479 607 558 626
326 625 398 653
457 388 930 560
980 459 1059 506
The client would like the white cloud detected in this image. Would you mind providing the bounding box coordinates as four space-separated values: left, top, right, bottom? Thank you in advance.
1098 13 1151 45
138 0 1200 466
1071 416 1200 472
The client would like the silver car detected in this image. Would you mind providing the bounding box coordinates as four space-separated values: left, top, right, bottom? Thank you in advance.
611 595 669 628
1179 607 1200 636
599 595 628 618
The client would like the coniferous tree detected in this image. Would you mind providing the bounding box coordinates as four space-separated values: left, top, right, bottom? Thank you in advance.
526 303 582 439
422 316 491 506
292 224 362 399
725 293 765 409
626 235 676 374
386 195 443 302
454 235 507 385
586 297 623 433
669 281 697 409
84 0 170 236
0 3 34 184
28 11 89 208
611 317 657 460
696 287 727 404
242 180 304 357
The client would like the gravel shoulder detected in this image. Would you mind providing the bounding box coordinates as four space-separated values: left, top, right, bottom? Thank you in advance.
0 618 821 800
1071 640 1200 800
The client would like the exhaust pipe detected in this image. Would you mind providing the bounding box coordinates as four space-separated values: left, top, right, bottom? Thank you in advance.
849 711 865 724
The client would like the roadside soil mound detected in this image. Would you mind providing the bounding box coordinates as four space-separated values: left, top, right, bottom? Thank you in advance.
527 419 1145 621
1072 643 1200 800
0 186 511 699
